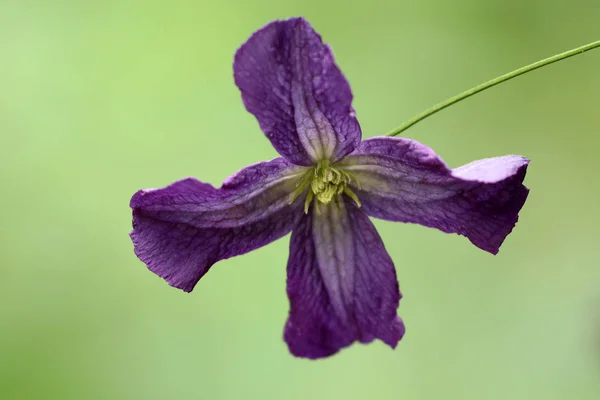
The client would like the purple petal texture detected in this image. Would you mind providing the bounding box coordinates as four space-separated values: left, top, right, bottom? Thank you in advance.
130 158 306 292
234 17 361 165
338 137 530 254
284 198 405 359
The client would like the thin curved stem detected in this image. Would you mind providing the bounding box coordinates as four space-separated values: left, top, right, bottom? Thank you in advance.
386 40 600 137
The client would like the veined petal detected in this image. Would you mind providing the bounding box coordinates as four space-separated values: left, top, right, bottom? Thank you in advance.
284 198 405 359
234 17 361 165
130 157 306 292
338 137 530 254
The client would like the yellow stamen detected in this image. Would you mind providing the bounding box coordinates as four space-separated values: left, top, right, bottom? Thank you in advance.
288 159 362 214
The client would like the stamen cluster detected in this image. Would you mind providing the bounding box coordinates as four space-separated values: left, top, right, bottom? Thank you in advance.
290 160 361 213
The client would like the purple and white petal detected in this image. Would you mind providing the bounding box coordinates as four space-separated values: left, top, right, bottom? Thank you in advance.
338 137 530 254
284 199 405 359
130 157 306 292
234 17 361 165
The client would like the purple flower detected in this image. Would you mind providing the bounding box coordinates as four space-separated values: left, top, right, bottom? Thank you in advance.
130 18 529 359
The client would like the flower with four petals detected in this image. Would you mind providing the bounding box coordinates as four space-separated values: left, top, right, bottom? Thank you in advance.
130 18 530 359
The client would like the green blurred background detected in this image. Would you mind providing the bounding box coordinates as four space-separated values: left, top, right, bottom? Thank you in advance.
1 0 599 399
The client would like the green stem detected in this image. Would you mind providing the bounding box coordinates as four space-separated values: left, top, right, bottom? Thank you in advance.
386 40 600 137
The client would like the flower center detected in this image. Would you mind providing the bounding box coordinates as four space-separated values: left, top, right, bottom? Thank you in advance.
290 160 361 214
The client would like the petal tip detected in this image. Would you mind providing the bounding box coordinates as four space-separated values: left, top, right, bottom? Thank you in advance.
129 189 149 208
472 183 530 255
129 215 202 293
380 316 406 350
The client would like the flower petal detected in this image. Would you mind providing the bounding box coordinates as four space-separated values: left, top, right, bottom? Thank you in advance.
130 157 306 292
284 198 405 359
338 137 530 254
234 17 361 165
